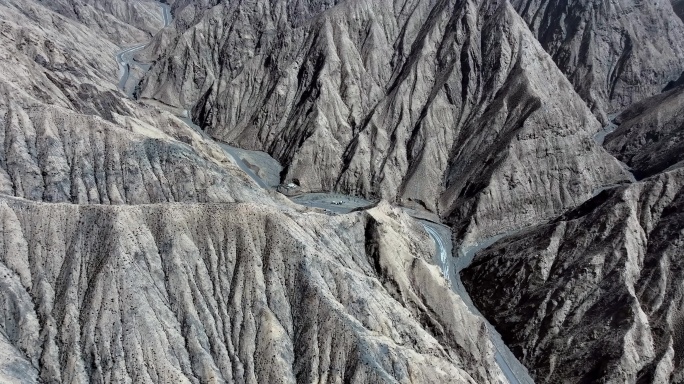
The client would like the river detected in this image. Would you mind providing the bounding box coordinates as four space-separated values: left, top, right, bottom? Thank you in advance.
114 3 534 382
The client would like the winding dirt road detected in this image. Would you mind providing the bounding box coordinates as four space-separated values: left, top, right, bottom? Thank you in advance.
114 3 534 383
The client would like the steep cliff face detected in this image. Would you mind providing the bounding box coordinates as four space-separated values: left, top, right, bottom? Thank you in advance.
139 0 629 239
0 0 122 113
0 0 272 205
0 197 506 383
0 0 515 382
604 85 684 179
510 0 684 122
37 0 166 44
0 94 272 205
462 167 684 383
6 0 684 381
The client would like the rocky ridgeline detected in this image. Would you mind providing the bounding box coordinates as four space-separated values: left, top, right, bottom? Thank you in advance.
0 197 507 383
0 0 270 206
511 0 684 122
2 0 684 382
139 0 630 241
604 85 684 180
0 0 510 382
463 167 684 382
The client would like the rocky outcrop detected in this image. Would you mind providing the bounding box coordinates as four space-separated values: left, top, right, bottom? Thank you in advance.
139 0 629 239
7 0 684 381
462 167 684 383
0 0 274 205
0 0 121 110
0 0 517 382
603 85 684 179
0 197 506 383
37 0 165 44
511 0 684 122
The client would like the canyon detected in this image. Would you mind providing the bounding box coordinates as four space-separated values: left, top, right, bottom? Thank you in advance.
1 0 684 382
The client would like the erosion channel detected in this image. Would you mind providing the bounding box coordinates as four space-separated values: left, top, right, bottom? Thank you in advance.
114 2 534 383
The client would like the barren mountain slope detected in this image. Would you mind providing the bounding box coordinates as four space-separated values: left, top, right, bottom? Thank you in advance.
138 0 629 240
0 0 514 382
510 0 684 122
53 0 166 42
0 93 274 204
603 85 684 179
0 0 273 204
0 0 124 116
0 197 507 383
462 167 684 383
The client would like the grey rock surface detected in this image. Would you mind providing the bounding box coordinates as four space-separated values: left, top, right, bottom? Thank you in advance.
0 0 513 382
604 85 684 179
0 0 273 205
4 0 684 381
462 168 684 383
511 0 684 122
139 0 630 240
0 197 507 383
0 96 271 204
38 0 165 44
674 0 684 21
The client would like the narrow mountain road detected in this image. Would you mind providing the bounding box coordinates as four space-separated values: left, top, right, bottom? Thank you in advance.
115 6 276 190
115 3 534 383
159 2 171 26
178 114 273 189
421 222 450 281
115 1 171 93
